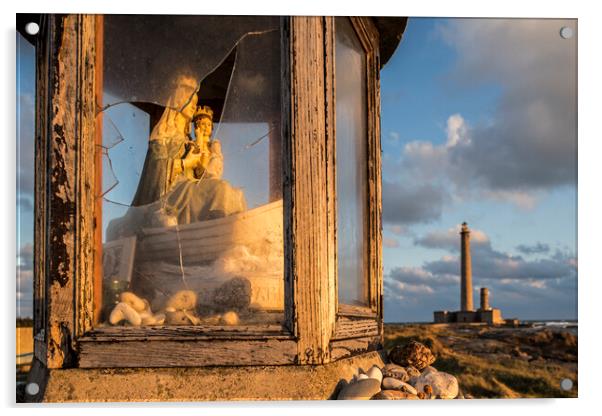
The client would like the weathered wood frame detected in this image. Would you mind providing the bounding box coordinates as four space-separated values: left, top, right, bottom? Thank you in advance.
33 15 383 369
328 17 383 359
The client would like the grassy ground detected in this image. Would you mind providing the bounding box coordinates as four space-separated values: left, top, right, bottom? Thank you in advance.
384 323 577 398
16 326 33 402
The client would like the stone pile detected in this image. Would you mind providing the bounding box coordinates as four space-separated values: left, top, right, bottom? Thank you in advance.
337 341 463 400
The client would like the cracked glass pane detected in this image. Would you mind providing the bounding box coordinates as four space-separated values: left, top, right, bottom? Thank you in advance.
98 15 284 329
100 150 118 198
101 15 279 110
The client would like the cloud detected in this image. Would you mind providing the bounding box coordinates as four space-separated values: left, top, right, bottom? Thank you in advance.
438 19 577 193
388 131 400 142
414 225 490 251
17 243 34 318
386 225 410 236
17 196 34 212
384 239 577 322
383 237 400 248
382 180 447 225
18 93 36 198
516 242 551 255
423 244 575 282
389 266 459 287
383 19 576 220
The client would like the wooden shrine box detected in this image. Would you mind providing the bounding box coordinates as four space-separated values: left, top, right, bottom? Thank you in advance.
20 14 407 402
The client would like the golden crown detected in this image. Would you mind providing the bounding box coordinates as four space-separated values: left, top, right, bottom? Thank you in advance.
193 105 214 121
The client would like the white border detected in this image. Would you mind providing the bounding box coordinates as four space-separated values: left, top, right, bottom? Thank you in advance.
2 1 600 415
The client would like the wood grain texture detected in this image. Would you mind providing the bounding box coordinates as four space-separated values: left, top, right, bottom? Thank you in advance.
75 14 97 338
332 316 379 341
81 325 289 341
324 17 338 344
78 339 298 368
330 335 381 361
33 14 97 368
93 14 104 327
43 15 77 368
289 16 333 364
34 14 50 356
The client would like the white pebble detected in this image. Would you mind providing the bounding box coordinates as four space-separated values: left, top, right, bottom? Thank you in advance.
109 302 141 326
366 365 383 383
221 310 239 326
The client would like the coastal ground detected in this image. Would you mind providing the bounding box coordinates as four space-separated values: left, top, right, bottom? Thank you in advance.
383 322 577 398
16 322 577 400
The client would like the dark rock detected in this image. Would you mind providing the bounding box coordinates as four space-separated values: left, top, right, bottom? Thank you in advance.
388 341 435 370
212 277 251 311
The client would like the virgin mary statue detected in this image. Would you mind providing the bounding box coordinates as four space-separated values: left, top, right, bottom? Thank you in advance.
131 73 199 206
105 73 247 241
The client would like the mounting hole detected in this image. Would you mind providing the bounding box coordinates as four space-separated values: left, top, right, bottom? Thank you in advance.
24 22 40 36
560 26 573 39
560 378 573 391
25 382 40 396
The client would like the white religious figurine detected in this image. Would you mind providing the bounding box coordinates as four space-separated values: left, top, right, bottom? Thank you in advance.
130 73 201 207
162 103 246 224
106 82 246 241
181 105 224 181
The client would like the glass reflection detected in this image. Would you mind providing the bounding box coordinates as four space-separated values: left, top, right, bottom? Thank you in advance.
335 17 368 307
98 16 284 328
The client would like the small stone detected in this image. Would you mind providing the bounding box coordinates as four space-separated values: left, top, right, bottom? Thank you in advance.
388 341 436 370
371 390 419 400
166 310 200 325
415 372 459 400
407 366 421 386
383 364 409 382
366 365 383 383
338 378 381 400
119 292 148 313
382 377 403 390
406 366 421 378
382 377 418 395
109 302 141 326
421 366 438 376
423 384 433 395
400 382 418 395
417 392 426 400
165 290 197 311
220 310 239 326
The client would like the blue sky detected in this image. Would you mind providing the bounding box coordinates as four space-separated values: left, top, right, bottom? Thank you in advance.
16 17 577 322
380 18 577 322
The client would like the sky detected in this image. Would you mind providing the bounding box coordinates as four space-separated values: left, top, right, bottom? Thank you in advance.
380 18 577 322
15 17 577 322
16 33 35 319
